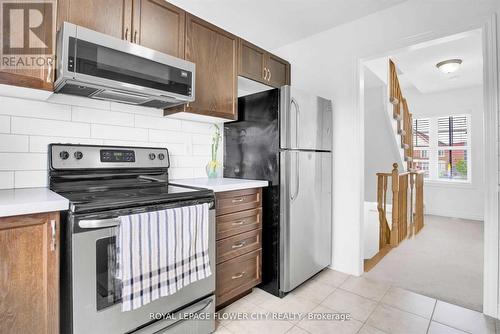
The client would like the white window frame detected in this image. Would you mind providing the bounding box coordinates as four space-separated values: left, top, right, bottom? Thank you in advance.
413 114 472 184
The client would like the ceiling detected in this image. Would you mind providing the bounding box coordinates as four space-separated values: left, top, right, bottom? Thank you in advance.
364 30 483 94
168 0 407 49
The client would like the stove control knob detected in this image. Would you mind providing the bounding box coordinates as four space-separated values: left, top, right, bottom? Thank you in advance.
158 153 165 160
149 153 156 160
59 151 69 160
74 151 83 160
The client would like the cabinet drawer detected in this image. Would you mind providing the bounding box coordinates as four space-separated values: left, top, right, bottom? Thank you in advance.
216 188 262 216
217 229 261 264
216 208 262 240
216 249 261 306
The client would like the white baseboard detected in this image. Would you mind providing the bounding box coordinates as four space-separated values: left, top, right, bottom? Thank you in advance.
425 209 484 221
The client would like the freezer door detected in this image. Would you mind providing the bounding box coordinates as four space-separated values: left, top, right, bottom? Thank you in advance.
280 85 332 151
280 150 332 293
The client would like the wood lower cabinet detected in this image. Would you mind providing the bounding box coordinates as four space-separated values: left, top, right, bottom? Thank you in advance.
215 188 262 307
238 39 291 88
0 212 60 334
166 14 238 120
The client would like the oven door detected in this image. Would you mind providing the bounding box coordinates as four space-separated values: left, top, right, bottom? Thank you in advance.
69 207 215 334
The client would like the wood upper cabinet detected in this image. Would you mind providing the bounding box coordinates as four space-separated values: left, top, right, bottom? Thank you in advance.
238 39 290 88
0 0 56 90
57 0 131 40
176 13 238 120
266 53 290 88
0 212 59 334
238 39 267 83
58 0 185 57
132 0 185 58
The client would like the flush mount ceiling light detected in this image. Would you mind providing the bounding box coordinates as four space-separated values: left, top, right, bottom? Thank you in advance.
436 59 463 74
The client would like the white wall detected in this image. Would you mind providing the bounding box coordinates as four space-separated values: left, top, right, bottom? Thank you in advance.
405 85 485 220
0 93 221 189
364 70 402 202
274 0 500 278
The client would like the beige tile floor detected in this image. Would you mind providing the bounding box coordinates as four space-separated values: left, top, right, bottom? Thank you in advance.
215 269 498 334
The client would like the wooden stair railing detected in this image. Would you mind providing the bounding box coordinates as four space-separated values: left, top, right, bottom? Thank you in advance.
389 59 414 170
366 163 425 271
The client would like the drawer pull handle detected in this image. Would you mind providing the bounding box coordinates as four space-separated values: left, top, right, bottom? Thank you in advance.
232 241 246 249
232 220 245 226
232 272 246 279
232 197 245 203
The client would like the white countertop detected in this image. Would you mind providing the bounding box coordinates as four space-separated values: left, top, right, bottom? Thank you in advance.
0 188 69 218
171 177 268 193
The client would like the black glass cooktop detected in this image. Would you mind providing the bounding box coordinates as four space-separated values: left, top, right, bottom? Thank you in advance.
60 184 214 213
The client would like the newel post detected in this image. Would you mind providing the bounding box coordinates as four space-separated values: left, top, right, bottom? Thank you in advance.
391 163 399 246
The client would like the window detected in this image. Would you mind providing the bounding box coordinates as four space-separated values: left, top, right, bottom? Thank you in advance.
412 115 471 182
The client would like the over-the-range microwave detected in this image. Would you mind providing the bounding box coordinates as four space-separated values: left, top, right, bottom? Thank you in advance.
54 22 195 109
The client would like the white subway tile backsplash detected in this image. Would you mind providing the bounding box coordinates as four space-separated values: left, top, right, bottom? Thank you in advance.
0 92 221 189
0 96 71 120
102 140 152 148
110 102 163 116
149 129 187 143
192 133 213 144
164 143 186 156
169 168 194 179
29 136 103 153
135 114 182 131
12 117 91 137
0 171 14 189
72 107 134 127
0 116 10 133
174 156 210 168
192 144 211 156
0 134 29 152
0 153 47 170
181 121 217 134
14 170 48 188
91 124 148 141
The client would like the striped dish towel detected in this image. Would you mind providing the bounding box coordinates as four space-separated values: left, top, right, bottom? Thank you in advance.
116 203 211 312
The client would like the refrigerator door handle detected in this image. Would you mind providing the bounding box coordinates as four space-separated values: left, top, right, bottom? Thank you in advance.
291 152 300 201
291 98 300 147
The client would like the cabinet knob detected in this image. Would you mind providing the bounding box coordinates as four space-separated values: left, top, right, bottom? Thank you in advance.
263 67 268 80
124 28 129 41
268 68 272 82
134 30 138 43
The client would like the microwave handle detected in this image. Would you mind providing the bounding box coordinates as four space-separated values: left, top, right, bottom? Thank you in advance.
79 218 120 229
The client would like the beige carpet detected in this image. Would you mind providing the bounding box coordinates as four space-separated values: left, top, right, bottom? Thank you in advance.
364 215 483 312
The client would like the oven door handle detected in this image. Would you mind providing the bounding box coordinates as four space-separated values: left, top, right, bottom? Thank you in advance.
79 218 120 229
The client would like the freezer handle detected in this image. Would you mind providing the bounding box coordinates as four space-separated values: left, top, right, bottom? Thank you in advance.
291 98 300 147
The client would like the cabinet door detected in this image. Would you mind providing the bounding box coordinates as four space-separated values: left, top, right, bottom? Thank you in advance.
58 0 132 40
0 0 55 90
183 14 238 120
238 39 266 83
0 212 59 334
133 0 185 57
266 53 290 88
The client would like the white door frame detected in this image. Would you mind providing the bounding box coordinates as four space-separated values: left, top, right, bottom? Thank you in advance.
356 15 499 317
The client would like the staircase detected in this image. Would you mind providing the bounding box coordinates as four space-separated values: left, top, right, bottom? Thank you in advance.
388 59 414 171
364 59 425 272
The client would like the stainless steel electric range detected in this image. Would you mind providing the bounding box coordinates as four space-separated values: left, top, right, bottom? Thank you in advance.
49 144 216 334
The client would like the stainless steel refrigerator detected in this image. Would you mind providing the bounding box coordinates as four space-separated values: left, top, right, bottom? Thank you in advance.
224 85 332 296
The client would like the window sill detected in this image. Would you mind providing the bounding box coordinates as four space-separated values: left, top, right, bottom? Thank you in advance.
424 179 476 189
